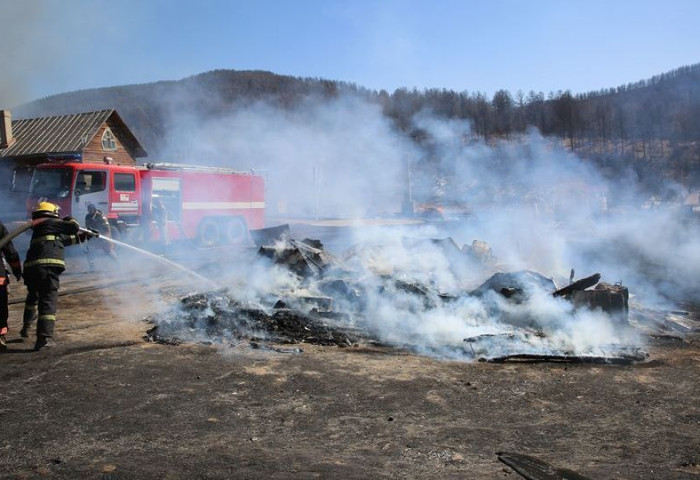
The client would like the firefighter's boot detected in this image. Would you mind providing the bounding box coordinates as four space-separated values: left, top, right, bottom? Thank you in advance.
34 336 54 351
22 308 37 339
34 315 56 351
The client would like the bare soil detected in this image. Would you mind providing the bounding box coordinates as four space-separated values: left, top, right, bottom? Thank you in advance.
1 257 699 480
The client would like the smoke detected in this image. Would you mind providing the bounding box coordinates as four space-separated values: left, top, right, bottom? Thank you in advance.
400 113 700 304
158 93 414 219
137 89 697 360
328 226 642 359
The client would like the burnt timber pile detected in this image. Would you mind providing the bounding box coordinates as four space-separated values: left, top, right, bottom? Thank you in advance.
145 289 368 347
144 227 694 363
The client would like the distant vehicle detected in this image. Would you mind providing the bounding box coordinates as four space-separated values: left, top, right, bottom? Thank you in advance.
414 202 471 221
27 160 265 246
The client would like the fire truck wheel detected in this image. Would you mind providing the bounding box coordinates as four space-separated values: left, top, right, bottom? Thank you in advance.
197 219 221 247
224 218 247 244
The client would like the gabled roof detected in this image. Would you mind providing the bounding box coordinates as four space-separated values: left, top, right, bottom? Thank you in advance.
0 109 147 158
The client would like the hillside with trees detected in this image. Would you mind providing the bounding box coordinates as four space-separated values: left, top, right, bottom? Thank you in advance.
15 64 700 199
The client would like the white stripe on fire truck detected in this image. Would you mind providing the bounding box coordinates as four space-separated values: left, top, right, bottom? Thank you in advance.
111 202 138 210
182 201 265 210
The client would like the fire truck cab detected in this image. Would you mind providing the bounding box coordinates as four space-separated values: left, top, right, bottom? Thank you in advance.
28 160 265 246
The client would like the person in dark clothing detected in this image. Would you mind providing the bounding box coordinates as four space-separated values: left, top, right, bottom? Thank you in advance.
21 202 97 351
0 220 22 349
84 202 118 271
151 198 169 253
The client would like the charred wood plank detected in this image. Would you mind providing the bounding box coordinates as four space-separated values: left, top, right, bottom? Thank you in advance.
250 224 290 246
552 273 601 297
485 351 646 365
497 452 593 480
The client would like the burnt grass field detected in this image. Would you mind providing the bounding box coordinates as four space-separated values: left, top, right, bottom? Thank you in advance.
0 236 699 480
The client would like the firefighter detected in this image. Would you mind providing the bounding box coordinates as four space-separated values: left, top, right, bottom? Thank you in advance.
151 198 169 253
85 202 118 271
0 219 22 349
21 202 98 351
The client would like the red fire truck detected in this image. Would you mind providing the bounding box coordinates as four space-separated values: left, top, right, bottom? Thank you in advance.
27 161 265 246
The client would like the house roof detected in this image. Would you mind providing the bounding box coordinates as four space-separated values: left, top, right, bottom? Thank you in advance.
0 109 147 158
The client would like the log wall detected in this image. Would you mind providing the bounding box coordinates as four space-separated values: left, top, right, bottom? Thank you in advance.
82 124 136 165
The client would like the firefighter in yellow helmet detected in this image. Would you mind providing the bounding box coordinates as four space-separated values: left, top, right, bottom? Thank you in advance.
21 202 98 350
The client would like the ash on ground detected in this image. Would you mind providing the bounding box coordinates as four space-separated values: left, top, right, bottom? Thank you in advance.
144 227 697 363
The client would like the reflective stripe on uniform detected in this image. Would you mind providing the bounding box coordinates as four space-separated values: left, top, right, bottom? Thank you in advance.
38 314 56 322
24 258 66 268
66 235 80 245
31 235 58 245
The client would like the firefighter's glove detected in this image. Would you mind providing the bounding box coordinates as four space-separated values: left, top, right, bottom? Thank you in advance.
87 228 100 238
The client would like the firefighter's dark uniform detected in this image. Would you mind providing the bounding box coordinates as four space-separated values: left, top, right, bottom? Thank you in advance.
0 220 22 348
22 204 90 350
85 207 110 234
85 205 117 270
151 199 169 252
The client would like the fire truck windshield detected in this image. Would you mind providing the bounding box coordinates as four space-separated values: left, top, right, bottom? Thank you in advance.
29 168 73 198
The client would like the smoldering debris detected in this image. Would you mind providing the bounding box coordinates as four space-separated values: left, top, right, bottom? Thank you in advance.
552 273 602 297
250 224 291 247
144 289 371 347
471 270 558 301
463 240 497 266
257 237 340 278
630 306 700 337
141 232 697 362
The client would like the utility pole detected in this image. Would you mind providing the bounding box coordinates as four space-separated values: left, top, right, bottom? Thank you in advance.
313 166 320 220
402 156 415 216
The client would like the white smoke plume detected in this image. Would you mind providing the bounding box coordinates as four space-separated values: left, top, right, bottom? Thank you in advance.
158 94 413 219
142 90 696 360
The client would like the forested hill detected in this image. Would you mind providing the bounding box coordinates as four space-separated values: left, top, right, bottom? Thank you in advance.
15 64 700 191
15 70 371 160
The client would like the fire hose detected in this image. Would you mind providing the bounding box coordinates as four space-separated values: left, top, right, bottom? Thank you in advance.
0 218 49 251
0 219 100 254
78 227 101 239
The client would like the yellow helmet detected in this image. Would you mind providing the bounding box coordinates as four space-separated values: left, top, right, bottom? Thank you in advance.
34 201 60 216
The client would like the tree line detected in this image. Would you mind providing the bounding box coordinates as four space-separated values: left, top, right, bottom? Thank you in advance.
374 64 700 191
17 64 700 193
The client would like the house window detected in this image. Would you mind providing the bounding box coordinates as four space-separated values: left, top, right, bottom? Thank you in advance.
101 129 117 151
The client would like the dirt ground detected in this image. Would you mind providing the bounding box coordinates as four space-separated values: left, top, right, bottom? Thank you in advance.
1 248 699 480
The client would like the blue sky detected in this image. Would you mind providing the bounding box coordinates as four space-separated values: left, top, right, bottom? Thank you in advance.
2 0 699 106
